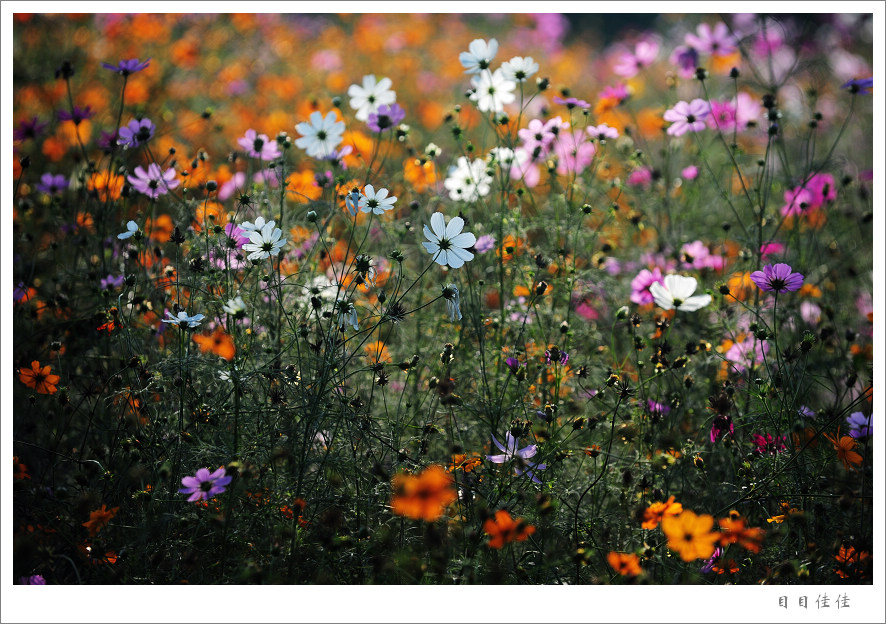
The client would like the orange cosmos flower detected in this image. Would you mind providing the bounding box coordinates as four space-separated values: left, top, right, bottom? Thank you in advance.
364 341 392 364
13 456 31 480
725 271 755 301
822 430 863 470
448 453 482 473
834 545 870 579
390 465 457 522
607 551 642 576
497 234 524 261
718 511 765 553
641 495 683 529
18 360 60 395
82 504 119 537
661 510 719 561
193 327 236 361
403 158 437 193
88 170 124 201
483 509 536 549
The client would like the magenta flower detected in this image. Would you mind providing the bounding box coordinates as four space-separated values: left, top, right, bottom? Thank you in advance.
518 117 566 158
630 267 664 305
36 173 69 195
127 163 179 199
118 118 155 148
706 100 737 131
710 414 733 443
647 399 671 417
750 263 804 293
218 172 247 201
759 241 785 260
486 432 547 484
544 346 568 366
102 57 151 76
663 99 710 136
367 103 405 132
238 129 282 161
627 167 653 189
805 173 836 207
780 186 814 217
750 433 788 455
179 466 233 502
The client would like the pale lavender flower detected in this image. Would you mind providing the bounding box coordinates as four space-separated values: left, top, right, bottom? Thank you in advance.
474 234 496 254
118 118 155 148
486 432 547 484
846 412 871 439
36 173 68 195
367 103 405 133
127 163 179 199
238 129 282 161
102 57 151 76
663 99 710 136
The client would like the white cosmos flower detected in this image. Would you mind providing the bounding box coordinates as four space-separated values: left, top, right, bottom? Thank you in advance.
459 38 498 74
422 212 476 269
242 222 287 261
222 296 247 318
239 216 273 233
358 184 397 215
295 111 345 159
469 68 516 113
649 274 712 311
347 75 396 122
500 56 539 82
443 156 493 202
162 310 205 328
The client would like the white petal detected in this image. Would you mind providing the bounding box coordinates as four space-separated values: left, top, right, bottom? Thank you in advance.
677 294 712 311
649 282 673 310
429 212 446 240
444 216 464 239
446 253 464 269
448 232 476 248
422 241 440 255
664 274 698 300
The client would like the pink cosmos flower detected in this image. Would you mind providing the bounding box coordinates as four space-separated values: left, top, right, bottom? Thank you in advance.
613 39 659 78
725 337 769 372
663 99 710 136
685 22 737 56
238 129 282 161
630 267 664 305
627 168 653 189
179 466 233 502
554 130 595 176
682 165 699 180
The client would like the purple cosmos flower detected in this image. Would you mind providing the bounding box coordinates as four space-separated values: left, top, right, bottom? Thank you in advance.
845 412 871 439
100 274 125 290
102 58 151 76
613 39 659 78
504 357 524 374
18 575 46 585
367 103 405 133
238 129 282 161
127 163 179 199
118 118 155 148
553 95 590 109
797 405 816 419
98 130 120 151
486 432 547 484
58 106 95 125
13 117 48 142
36 173 69 195
750 263 804 293
751 433 788 455
669 45 699 79
554 130 595 175
663 99 710 136
701 547 723 574
647 399 671 418
710 414 734 443
178 466 233 502
474 234 496 254
586 124 619 140
842 78 872 94
544 346 568 366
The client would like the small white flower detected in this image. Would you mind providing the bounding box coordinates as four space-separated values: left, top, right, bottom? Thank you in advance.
649 274 712 312
117 220 139 240
459 38 498 74
469 68 516 113
422 212 477 269
444 157 493 202
347 75 396 122
162 310 205 328
335 300 359 331
358 184 397 215
500 56 539 82
424 142 441 158
295 111 346 159
345 189 362 216
222 296 247 318
242 222 287 261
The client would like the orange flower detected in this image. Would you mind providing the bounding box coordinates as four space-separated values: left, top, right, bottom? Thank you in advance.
403 158 437 193
607 551 642 576
364 341 392 364
725 271 755 301
82 504 119 537
13 456 30 480
483 509 536 549
18 360 60 395
822 430 863 470
390 465 457 522
711 559 740 574
286 169 323 203
641 495 683 529
193 327 236 361
661 510 719 561
718 511 765 553
834 545 870 579
767 501 802 524
448 453 482 473
497 234 524 261
87 170 124 201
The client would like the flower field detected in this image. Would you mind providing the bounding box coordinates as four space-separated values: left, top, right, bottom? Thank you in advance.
6 7 882 620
